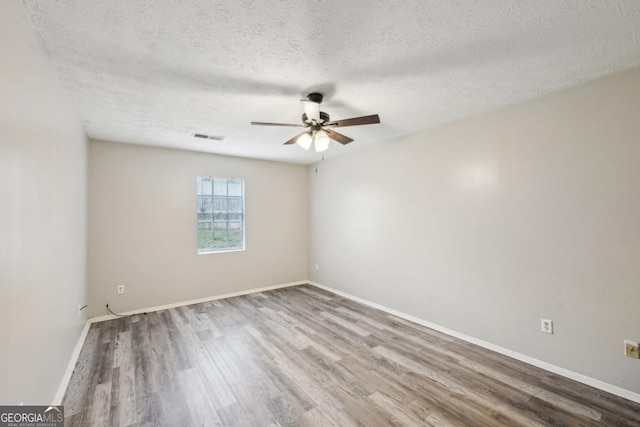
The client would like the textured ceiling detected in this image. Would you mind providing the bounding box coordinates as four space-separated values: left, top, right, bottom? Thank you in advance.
23 0 640 164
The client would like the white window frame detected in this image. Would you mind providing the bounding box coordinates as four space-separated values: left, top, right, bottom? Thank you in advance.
196 176 245 254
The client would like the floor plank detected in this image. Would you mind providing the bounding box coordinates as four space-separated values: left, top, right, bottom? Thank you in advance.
64 285 640 426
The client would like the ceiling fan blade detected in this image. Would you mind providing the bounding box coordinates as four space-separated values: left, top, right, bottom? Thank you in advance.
251 121 305 127
301 100 320 122
283 131 310 145
324 129 354 145
326 114 380 127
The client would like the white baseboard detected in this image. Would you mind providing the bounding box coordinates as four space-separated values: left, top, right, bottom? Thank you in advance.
53 320 91 405
308 281 640 404
89 280 306 323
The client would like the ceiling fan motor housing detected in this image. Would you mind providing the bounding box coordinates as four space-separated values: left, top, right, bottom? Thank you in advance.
302 111 330 126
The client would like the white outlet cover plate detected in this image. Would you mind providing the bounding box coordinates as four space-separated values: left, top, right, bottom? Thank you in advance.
541 318 553 334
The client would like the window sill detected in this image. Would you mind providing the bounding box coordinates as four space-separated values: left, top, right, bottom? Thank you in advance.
198 248 245 255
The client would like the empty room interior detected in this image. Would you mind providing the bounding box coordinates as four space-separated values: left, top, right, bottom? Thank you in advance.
2 0 640 425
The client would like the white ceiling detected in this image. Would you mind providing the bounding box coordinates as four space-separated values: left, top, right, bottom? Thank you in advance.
23 0 640 165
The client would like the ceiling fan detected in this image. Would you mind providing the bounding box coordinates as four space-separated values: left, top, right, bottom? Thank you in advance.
251 93 380 152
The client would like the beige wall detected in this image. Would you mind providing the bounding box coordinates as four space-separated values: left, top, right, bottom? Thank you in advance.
0 2 87 404
88 141 308 318
309 67 640 394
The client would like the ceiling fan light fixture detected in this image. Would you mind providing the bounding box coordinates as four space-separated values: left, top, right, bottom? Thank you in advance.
297 132 312 150
314 130 330 152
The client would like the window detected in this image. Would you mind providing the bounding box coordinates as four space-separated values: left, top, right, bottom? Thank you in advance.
197 177 244 253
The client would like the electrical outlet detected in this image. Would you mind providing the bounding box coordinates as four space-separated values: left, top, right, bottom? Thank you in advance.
541 318 553 334
625 340 639 359
117 285 125 295
315 264 319 270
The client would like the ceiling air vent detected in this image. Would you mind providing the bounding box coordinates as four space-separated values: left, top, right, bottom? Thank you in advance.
192 132 225 141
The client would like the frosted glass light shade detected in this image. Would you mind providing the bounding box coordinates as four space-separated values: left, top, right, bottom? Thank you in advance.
314 130 330 152
297 132 312 150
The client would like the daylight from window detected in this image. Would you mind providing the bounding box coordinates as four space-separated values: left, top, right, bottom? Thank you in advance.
197 177 244 253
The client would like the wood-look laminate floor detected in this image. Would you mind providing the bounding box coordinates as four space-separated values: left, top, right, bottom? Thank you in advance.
64 285 640 426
